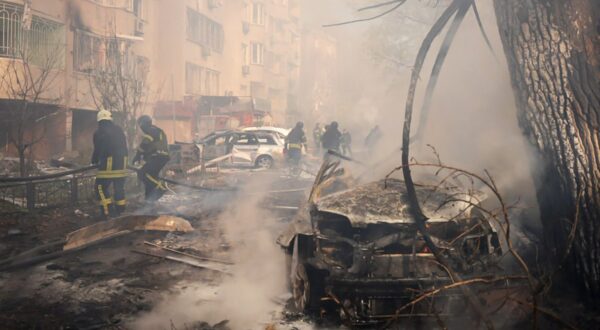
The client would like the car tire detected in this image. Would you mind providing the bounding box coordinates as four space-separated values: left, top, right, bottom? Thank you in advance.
290 239 324 313
255 155 274 169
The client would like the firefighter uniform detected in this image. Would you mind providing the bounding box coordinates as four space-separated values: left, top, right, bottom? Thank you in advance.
133 119 170 202
286 122 307 166
92 111 128 218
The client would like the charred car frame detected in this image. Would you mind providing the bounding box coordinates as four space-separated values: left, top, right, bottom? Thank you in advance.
278 157 506 325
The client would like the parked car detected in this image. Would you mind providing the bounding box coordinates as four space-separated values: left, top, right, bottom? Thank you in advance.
198 130 284 169
277 157 508 325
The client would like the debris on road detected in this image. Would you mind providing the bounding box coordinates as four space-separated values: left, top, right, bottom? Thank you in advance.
132 248 232 274
143 241 233 265
63 215 194 250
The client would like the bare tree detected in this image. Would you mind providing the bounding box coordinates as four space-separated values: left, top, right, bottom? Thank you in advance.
88 35 150 151
0 30 65 177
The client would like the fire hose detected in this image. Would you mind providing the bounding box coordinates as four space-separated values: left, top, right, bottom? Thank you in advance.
0 164 235 192
0 165 99 183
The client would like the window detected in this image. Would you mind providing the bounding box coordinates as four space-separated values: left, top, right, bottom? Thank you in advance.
235 134 258 145
0 2 64 63
185 62 202 95
133 0 143 18
211 135 231 146
74 31 128 72
186 8 224 52
241 43 249 65
185 62 220 96
250 42 263 65
256 135 276 145
204 68 219 96
250 2 265 25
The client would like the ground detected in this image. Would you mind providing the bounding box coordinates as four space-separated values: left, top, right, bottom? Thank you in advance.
1 166 597 330
0 168 325 330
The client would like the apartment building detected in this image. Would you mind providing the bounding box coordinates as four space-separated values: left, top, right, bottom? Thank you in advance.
0 0 146 159
299 29 338 122
153 0 301 138
0 0 319 160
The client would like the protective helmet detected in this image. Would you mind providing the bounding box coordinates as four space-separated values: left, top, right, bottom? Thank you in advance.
331 121 339 129
97 109 113 122
296 121 304 128
137 115 152 128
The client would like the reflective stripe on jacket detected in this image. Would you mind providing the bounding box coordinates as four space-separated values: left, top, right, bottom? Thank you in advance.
92 121 128 179
138 125 170 159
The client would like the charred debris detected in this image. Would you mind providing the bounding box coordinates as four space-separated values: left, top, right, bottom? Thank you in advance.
277 154 538 327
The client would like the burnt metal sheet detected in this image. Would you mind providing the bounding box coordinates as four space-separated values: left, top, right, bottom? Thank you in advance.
64 215 194 251
316 179 479 227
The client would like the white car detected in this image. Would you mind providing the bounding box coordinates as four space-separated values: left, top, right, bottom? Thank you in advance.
198 130 285 168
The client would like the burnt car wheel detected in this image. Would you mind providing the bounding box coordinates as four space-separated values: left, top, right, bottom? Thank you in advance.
292 262 324 312
256 155 274 169
290 238 324 313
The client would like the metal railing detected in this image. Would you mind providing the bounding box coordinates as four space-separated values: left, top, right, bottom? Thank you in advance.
0 170 143 213
0 174 97 211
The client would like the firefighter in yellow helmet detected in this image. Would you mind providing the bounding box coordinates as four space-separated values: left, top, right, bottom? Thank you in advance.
91 109 128 219
132 115 170 202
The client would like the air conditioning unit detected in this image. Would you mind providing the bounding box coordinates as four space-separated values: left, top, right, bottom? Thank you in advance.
242 65 250 75
202 46 212 58
135 18 144 36
242 21 250 34
207 0 223 9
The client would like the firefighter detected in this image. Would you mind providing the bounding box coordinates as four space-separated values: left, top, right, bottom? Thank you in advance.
321 121 342 153
285 121 307 167
132 115 170 203
91 109 128 219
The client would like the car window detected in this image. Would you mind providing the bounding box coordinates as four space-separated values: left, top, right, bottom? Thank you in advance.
257 135 276 145
211 136 230 146
235 134 258 145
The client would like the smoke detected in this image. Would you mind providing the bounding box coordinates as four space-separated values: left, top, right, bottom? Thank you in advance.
132 176 288 330
301 0 539 220
199 176 288 329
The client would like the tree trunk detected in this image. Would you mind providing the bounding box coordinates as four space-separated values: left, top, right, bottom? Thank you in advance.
493 0 600 298
18 148 26 177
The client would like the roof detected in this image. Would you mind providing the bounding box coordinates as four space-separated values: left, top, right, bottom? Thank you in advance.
316 179 479 227
242 126 291 136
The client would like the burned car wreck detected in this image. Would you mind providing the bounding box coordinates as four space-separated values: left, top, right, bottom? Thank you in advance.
278 158 505 325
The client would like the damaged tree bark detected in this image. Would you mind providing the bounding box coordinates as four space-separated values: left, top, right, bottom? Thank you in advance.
493 0 600 299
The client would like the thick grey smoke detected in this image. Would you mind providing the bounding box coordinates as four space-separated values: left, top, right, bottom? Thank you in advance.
302 0 538 221
132 177 288 329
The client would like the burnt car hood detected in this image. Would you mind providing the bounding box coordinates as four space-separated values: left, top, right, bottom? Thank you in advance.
315 179 481 228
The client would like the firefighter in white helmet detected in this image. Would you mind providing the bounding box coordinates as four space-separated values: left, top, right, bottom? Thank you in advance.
91 109 128 219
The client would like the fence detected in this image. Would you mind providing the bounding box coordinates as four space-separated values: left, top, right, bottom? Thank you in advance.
0 164 229 213
0 174 97 211
0 171 143 212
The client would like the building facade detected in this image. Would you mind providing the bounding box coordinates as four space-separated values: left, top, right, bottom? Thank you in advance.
0 0 306 160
